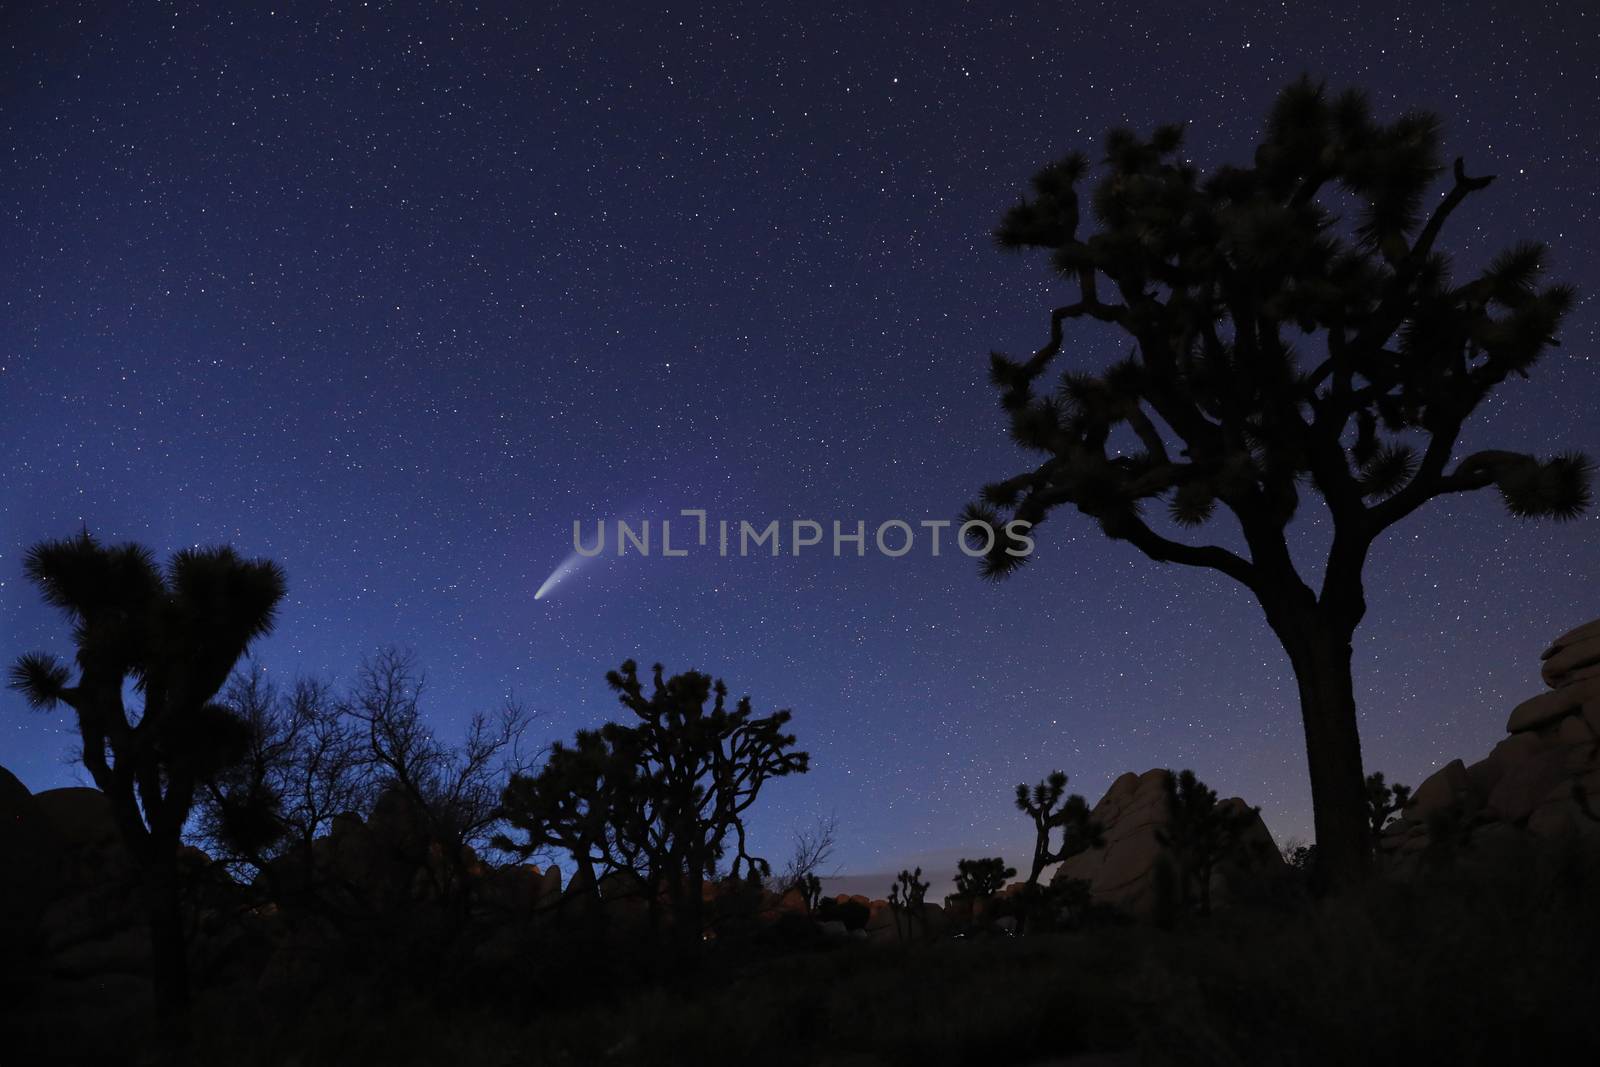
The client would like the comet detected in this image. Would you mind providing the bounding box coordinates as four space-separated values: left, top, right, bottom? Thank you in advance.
534 550 591 600
533 492 665 601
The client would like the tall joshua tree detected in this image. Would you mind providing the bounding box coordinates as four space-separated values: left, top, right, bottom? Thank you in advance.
969 78 1592 885
9 532 286 1045
602 661 809 940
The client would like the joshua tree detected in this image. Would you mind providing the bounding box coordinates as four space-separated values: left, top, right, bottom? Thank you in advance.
1365 771 1413 843
1157 769 1260 916
969 78 1592 886
496 727 640 904
1016 770 1102 890
602 661 808 939
1015 770 1102 931
9 532 286 1047
954 857 1017 901
500 661 809 943
887 867 929 939
798 872 824 913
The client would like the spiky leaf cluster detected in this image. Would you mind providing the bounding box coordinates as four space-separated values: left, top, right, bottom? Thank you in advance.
954 856 1017 900
974 78 1591 591
9 531 287 846
1365 771 1413 841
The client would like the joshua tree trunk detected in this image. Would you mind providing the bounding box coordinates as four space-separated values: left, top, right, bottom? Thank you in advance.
144 855 192 1059
683 864 706 948
1277 613 1370 888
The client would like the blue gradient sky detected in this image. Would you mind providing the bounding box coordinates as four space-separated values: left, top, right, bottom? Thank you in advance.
3 0 1596 889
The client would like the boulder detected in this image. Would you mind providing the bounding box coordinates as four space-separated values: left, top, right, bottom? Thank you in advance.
33 787 121 850
1586 701 1600 737
0 767 56 926
1541 633 1600 688
1507 676 1600 734
478 864 546 914
1550 617 1600 650
865 902 902 943
1052 768 1284 918
1557 713 1598 749
1464 732 1543 797
1386 616 1600 872
0 764 33 816
1405 759 1474 824
47 926 151 979
1486 746 1575 824
1056 768 1173 913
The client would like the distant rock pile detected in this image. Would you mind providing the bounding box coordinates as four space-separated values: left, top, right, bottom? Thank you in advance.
1050 768 1285 918
1381 616 1600 871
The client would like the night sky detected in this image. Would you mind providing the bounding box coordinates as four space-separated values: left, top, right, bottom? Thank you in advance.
3 1 1596 891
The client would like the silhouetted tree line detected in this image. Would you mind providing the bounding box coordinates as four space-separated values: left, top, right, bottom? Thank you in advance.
7 532 813 1052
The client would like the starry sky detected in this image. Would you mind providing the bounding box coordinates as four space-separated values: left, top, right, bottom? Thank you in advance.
2 0 1596 892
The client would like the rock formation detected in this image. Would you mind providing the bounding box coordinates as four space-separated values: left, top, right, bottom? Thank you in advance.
1050 768 1285 918
1381 616 1600 870
0 771 153 1053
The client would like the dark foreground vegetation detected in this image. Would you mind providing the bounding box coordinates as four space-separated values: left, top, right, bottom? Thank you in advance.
9 838 1596 1066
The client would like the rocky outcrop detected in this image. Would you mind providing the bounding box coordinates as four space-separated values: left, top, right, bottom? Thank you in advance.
1051 768 1285 918
1506 618 1600 734
0 771 153 1054
1381 616 1600 870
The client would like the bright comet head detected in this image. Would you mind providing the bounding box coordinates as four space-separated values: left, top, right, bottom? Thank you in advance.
534 552 588 600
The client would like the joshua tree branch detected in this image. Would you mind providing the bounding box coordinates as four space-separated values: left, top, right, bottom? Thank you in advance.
1019 297 1129 378
1102 509 1259 589
1352 159 1495 357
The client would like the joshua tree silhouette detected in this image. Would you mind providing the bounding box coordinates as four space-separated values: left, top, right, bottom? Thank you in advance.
1366 771 1413 844
1016 770 1102 890
1014 770 1102 931
954 856 1017 901
1157 769 1260 916
499 661 809 944
969 77 1592 886
888 866 929 939
9 532 285 1050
